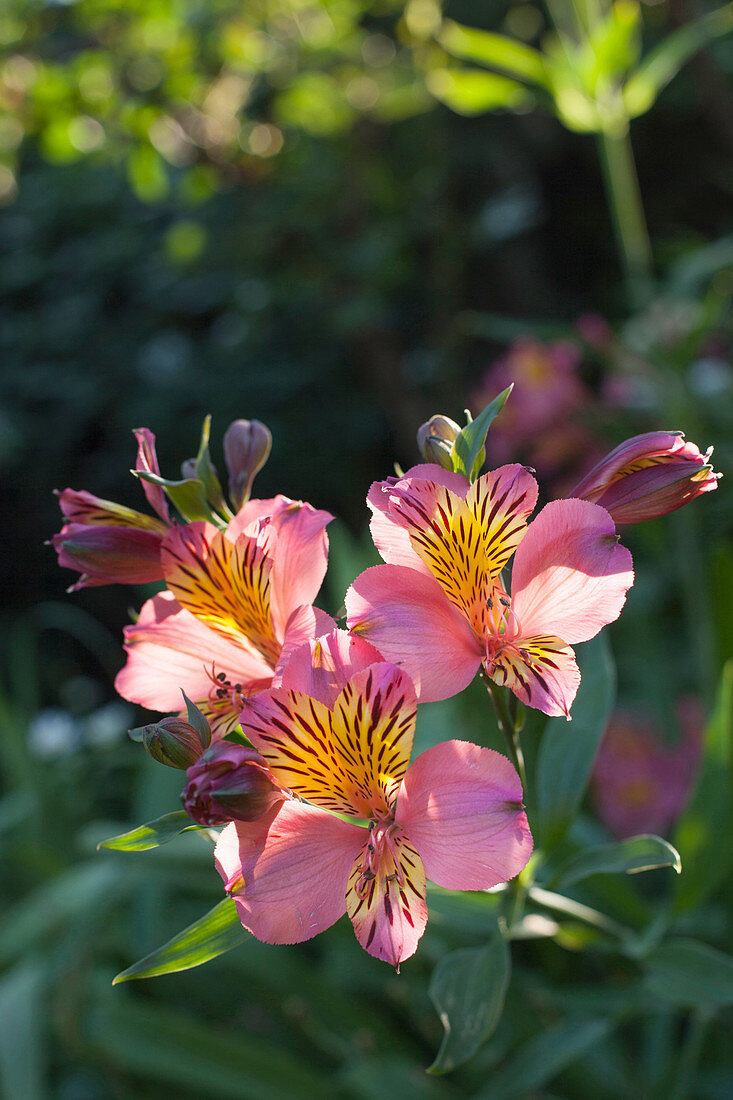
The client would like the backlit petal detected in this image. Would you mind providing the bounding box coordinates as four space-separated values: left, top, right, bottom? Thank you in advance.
161 522 280 664
268 500 332 635
511 498 633 644
346 831 427 966
395 741 533 890
386 465 537 631
133 427 171 523
490 634 580 718
115 590 273 724
368 464 471 574
277 628 384 706
215 803 364 945
242 664 416 818
345 564 482 703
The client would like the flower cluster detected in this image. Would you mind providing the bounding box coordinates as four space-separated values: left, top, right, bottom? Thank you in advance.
53 402 719 966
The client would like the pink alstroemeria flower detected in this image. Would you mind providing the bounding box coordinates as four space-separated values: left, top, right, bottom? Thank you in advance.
115 496 334 737
52 428 171 591
570 431 720 524
345 464 633 718
592 698 704 838
215 629 532 966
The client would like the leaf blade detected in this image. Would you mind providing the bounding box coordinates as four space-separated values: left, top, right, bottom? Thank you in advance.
99 811 202 852
552 834 681 891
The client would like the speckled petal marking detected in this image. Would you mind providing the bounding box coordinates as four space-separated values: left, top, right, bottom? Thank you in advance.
242 665 417 819
161 523 280 665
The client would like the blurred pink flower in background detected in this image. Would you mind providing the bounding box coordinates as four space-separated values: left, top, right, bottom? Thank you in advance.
591 698 704 838
470 336 604 493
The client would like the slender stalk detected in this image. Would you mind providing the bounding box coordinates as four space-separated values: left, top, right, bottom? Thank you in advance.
670 1009 710 1100
597 125 655 308
482 673 527 792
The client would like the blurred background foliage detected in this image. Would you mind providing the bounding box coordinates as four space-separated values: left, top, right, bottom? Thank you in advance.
1 0 733 1096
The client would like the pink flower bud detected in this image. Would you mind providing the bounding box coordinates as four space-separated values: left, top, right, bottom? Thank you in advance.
182 741 286 825
51 524 165 591
142 716 210 769
570 431 720 524
223 419 272 510
416 414 461 470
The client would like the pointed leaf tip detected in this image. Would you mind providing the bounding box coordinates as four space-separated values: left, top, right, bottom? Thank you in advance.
452 384 513 481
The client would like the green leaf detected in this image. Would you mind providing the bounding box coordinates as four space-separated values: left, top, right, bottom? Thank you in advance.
552 835 681 891
623 2 733 118
113 897 246 983
536 633 616 847
428 933 510 1074
0 962 46 1100
182 691 212 748
439 20 548 87
674 660 733 911
587 0 641 88
194 413 230 516
426 70 532 117
473 1017 612 1099
99 811 202 852
643 937 733 1007
134 469 215 523
451 384 513 480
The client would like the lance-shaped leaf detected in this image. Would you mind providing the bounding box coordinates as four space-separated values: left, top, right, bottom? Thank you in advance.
113 897 247 983
98 811 203 852
624 2 733 118
643 937 733 1007
193 414 230 516
551 834 681 891
536 633 616 848
439 20 548 87
134 469 215 524
428 931 510 1074
451 384 513 480
426 70 532 117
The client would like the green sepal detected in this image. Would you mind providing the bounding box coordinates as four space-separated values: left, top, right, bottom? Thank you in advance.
134 469 217 525
112 897 246 983
194 414 231 518
181 691 212 749
98 811 203 852
451 384 513 481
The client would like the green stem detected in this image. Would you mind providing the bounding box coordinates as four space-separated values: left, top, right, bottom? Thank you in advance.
670 1009 710 1100
597 125 655 308
483 673 527 792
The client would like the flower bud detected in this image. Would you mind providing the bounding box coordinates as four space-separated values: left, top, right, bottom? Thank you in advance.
142 716 210 769
182 742 286 825
416 414 461 470
570 431 720 524
223 419 272 511
51 524 165 592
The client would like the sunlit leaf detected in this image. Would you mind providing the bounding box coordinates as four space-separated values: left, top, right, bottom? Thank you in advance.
426 69 532 116
99 811 202 852
451 384 513 480
624 3 733 118
113 897 246 983
428 932 510 1074
439 20 548 86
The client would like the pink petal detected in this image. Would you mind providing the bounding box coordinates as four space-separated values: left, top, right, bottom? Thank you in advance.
267 501 333 636
52 523 165 589
570 431 691 500
276 628 384 706
488 635 581 719
215 801 364 945
273 606 338 688
346 830 427 966
226 495 290 541
511 499 633 644
395 740 533 890
115 590 273 713
133 427 171 524
367 464 471 574
345 565 482 703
